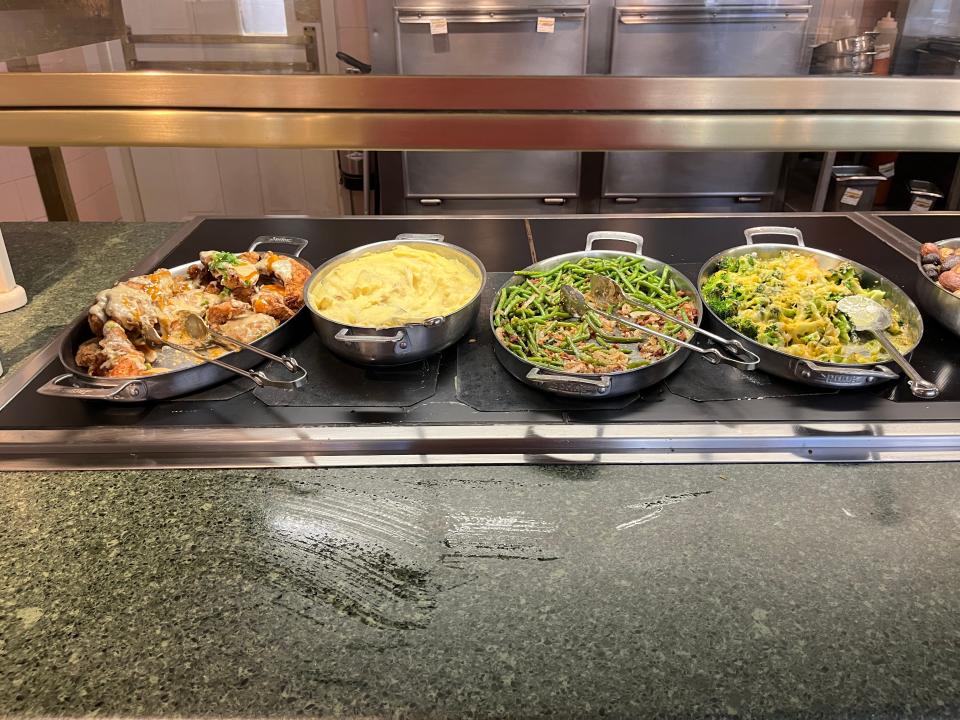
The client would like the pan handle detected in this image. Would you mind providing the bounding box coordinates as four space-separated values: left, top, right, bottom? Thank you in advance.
37 374 148 401
585 231 644 255
394 233 445 243
795 360 899 385
526 367 612 395
743 226 805 247
335 328 406 344
248 235 309 257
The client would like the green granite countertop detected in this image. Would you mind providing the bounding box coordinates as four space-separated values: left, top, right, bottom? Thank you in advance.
0 222 179 383
1 463 959 718
1 222 959 718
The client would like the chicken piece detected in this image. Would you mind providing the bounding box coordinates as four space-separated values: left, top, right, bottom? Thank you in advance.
125 269 179 306
251 283 295 322
96 320 148 377
257 253 311 310
206 298 253 327
219 313 278 344
199 250 260 290
75 338 105 374
88 283 160 336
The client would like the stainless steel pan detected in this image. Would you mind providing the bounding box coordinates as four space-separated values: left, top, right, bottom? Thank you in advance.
491 231 751 399
915 237 960 338
698 226 925 392
37 236 313 402
304 233 486 365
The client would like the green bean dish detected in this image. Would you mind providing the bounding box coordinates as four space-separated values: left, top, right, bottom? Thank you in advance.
493 256 699 374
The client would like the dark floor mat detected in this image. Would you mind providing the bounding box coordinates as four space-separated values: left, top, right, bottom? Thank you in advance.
253 333 440 408
665 355 838 402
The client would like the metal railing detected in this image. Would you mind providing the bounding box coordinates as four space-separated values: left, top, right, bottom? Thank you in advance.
1 74 960 150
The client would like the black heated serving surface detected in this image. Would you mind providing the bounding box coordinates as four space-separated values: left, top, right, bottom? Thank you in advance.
2 213 960 467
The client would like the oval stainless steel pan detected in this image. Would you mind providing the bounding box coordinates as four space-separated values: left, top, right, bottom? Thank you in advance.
491 231 754 399
37 236 313 402
697 226 927 393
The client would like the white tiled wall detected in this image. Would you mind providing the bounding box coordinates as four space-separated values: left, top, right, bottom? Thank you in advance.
0 148 46 222
0 45 123 222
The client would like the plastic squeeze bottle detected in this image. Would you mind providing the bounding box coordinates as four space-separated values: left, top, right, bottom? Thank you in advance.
832 12 857 40
873 12 898 75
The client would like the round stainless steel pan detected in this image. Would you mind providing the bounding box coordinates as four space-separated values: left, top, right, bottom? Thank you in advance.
491 231 702 399
37 236 313 402
915 237 960 337
304 233 486 365
697 226 924 391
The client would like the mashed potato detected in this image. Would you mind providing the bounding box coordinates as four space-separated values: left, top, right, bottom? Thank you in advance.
310 245 481 328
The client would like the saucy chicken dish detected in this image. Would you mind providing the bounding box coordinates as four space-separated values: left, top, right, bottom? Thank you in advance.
76 249 311 378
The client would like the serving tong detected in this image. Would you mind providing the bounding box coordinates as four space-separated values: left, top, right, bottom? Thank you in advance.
142 313 306 389
560 278 760 370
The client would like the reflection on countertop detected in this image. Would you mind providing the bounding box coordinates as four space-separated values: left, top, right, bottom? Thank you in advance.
1 463 960 718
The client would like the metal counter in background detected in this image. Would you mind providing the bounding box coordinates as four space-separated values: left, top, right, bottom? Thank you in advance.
2 213 960 469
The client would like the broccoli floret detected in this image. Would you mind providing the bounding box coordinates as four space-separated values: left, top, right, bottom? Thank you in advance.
707 297 738 319
759 327 784 346
729 317 759 339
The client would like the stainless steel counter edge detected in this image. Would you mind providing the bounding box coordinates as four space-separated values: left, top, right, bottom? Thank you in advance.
2 422 960 469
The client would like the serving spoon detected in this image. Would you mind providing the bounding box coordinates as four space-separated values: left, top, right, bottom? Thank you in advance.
589 275 759 370
560 285 757 370
836 295 939 399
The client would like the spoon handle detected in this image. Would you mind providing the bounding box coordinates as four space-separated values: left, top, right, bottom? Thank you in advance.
872 332 939 399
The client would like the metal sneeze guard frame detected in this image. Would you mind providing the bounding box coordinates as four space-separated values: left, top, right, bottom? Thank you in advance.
1 74 960 151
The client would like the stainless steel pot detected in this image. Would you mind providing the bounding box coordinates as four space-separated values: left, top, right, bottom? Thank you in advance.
37 236 313 402
491 231 704 399
915 237 960 337
813 32 878 57
305 233 486 365
810 52 876 75
698 226 925 392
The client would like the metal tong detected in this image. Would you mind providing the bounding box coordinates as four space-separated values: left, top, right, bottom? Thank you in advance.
561 280 760 370
143 314 307 389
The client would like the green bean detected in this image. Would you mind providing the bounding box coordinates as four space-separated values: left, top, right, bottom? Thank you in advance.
627 360 650 369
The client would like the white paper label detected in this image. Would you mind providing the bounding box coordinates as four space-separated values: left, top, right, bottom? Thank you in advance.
876 43 891 59
840 187 864 206
879 161 895 178
429 17 448 35
537 16 556 33
911 196 934 212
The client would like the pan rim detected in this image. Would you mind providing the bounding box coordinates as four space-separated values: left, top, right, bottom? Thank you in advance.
915 236 960 300
697 242 924 368
490 249 703 379
61 251 314 382
302 237 488 331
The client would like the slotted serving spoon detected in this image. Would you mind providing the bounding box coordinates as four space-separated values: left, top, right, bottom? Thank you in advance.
836 295 938 399
561 285 758 370
142 320 306 389
589 275 760 370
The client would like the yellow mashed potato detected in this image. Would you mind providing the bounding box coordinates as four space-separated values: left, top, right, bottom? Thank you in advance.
310 245 481 328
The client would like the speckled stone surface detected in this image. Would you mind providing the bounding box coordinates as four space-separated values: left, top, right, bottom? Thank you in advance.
0 222 179 383
1 463 959 718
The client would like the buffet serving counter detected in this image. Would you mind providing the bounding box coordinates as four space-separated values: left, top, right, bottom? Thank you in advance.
2 212 959 469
